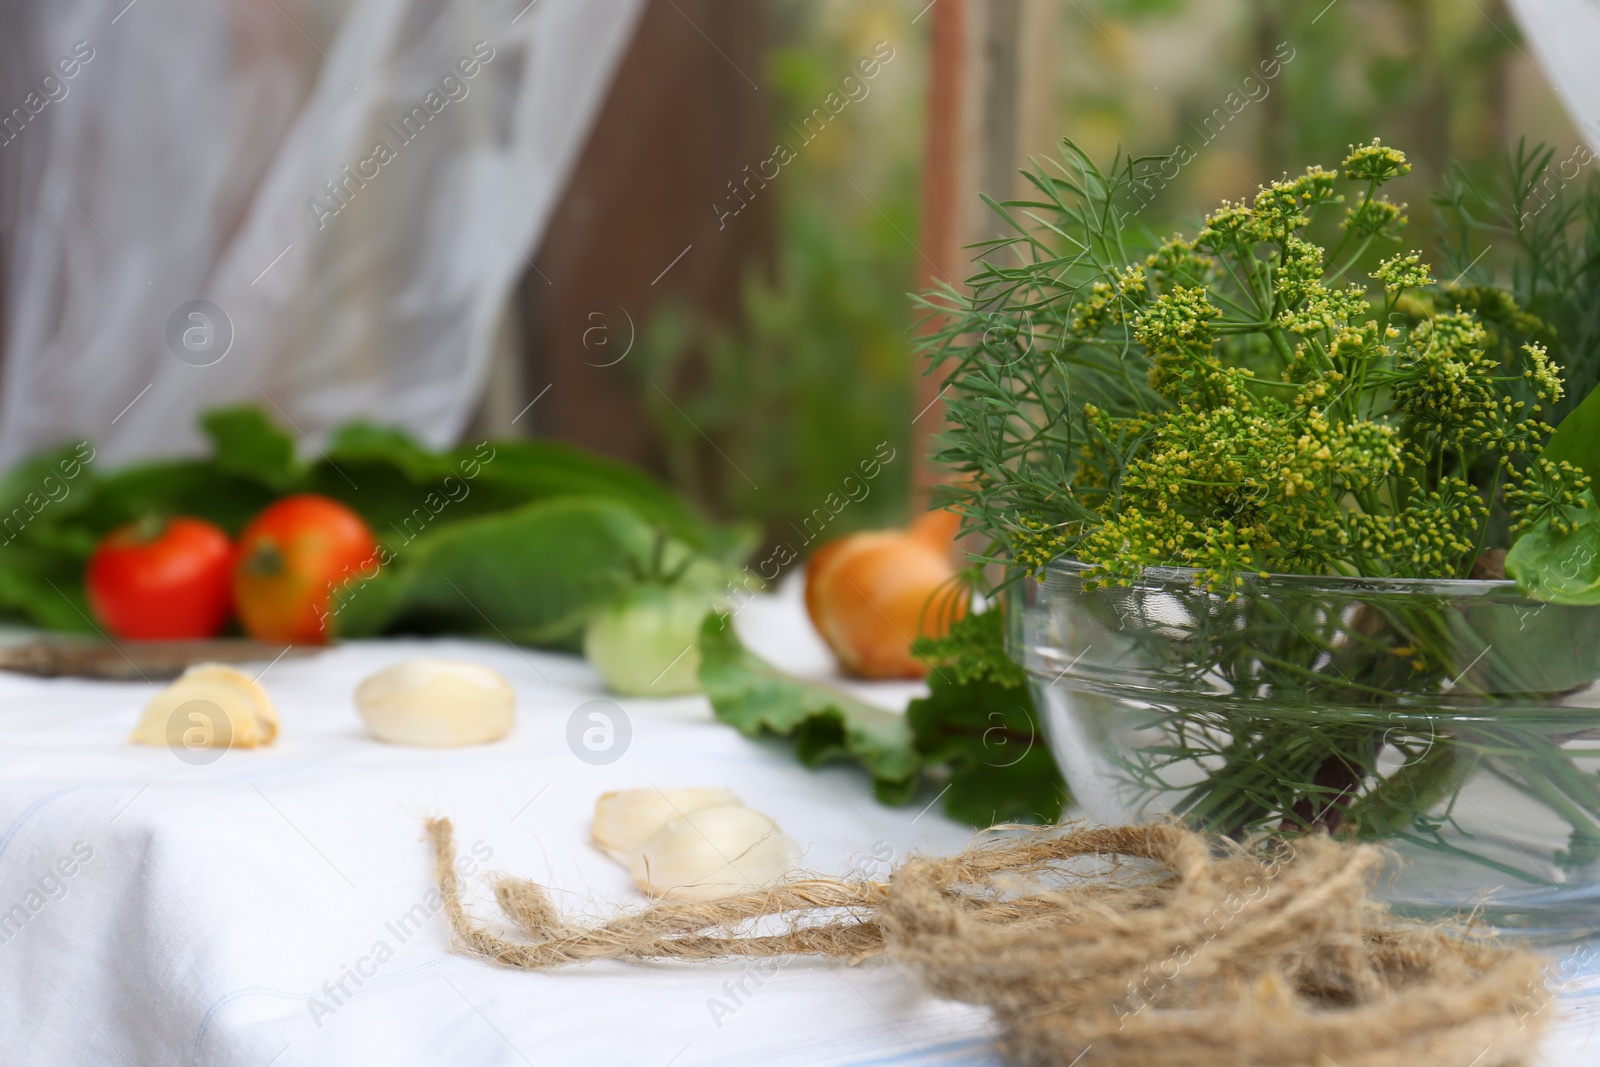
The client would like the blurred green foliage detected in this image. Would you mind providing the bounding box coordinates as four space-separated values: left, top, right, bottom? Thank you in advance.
1062 0 1565 247
1434 142 1600 429
636 1 918 545
638 208 913 538
638 0 1580 543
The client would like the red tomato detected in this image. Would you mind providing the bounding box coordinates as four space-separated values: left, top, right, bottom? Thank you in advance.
233 494 378 644
86 518 235 640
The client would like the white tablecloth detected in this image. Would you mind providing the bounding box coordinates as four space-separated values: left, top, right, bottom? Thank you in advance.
0 581 1594 1066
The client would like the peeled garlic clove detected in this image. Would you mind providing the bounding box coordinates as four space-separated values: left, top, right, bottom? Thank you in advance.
630 804 800 901
592 787 742 862
354 658 514 746
130 663 279 749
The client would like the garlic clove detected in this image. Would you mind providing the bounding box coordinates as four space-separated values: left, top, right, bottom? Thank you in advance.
354 657 514 746
629 803 800 902
592 787 742 862
130 663 279 750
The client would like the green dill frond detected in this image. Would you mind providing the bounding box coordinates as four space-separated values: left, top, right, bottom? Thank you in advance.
927 138 1570 589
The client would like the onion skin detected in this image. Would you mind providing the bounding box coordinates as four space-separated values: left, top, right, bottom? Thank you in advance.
804 510 966 679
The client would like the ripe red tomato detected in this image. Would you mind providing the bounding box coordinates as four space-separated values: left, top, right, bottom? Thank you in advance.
234 494 378 644
86 518 235 640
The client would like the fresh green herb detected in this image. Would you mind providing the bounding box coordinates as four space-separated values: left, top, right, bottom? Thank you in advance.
1431 143 1600 599
1434 141 1600 437
332 498 688 648
922 140 1568 593
908 609 1067 825
916 137 1600 871
696 606 1065 825
909 604 1026 687
697 612 921 804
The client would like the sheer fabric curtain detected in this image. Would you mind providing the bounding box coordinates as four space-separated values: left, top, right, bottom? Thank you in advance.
0 0 643 464
1507 0 1600 150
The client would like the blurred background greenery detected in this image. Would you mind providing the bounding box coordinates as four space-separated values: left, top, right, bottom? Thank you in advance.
634 1 923 539
631 0 1585 542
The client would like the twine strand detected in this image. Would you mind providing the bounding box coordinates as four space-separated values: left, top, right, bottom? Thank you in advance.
425 817 1548 1067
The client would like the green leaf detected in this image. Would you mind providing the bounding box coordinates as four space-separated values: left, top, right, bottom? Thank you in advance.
907 676 1066 826
200 406 301 490
463 439 754 562
906 608 1067 826
330 497 665 647
324 421 447 482
0 442 94 520
0 541 99 631
1542 382 1600 484
305 432 755 565
306 434 488 550
68 460 282 536
697 612 921 803
1506 503 1600 604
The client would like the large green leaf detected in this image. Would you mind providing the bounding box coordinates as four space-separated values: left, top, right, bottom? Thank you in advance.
1506 499 1600 604
0 541 99 632
331 497 664 647
306 422 476 539
1543 382 1600 483
906 674 1066 826
200 406 301 490
907 609 1068 826
460 438 755 562
304 431 497 549
0 442 109 629
0 441 96 523
324 421 453 482
697 613 921 803
304 424 755 563
66 461 282 536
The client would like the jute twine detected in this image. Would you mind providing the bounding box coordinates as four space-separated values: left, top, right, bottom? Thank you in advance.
426 818 1549 1067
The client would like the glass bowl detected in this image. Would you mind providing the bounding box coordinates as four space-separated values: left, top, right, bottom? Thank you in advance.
1011 559 1600 940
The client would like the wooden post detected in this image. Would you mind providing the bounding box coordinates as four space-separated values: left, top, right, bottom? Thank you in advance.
912 0 1044 516
911 0 968 516
507 0 772 475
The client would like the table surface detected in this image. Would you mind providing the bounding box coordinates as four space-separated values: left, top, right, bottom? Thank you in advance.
0 579 1594 1066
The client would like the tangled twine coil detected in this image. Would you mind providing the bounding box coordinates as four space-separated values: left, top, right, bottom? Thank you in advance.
426 818 1549 1067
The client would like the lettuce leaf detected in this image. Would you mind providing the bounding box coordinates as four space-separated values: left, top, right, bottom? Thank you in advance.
697 613 921 804
331 497 668 647
1507 495 1600 604
908 610 1068 826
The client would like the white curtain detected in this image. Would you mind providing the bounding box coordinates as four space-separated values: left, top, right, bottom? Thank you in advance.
0 0 644 465
1506 0 1600 152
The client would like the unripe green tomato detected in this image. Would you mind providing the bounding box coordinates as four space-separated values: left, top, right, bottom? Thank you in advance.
583 584 714 697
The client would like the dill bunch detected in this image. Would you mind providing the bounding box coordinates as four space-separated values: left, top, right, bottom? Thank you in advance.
924 140 1578 589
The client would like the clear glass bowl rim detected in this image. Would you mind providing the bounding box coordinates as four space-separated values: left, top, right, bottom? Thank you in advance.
1040 556 1530 600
